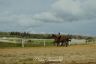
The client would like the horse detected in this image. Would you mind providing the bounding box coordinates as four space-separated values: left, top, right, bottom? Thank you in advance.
51 34 61 46
51 34 72 47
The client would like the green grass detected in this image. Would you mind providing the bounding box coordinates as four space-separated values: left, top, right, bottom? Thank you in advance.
23 39 54 47
0 39 54 47
0 38 96 47
0 42 21 48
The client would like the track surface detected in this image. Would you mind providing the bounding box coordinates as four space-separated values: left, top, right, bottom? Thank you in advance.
0 44 96 64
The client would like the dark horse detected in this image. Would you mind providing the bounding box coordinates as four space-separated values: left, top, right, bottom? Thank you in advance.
51 34 71 47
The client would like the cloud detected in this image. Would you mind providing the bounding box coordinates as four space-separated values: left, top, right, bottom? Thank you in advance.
0 14 41 27
0 0 55 29
54 0 96 21
1 0 96 26
0 0 96 34
34 0 96 22
33 12 64 23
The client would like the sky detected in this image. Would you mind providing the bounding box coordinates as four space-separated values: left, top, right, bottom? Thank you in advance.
0 0 96 36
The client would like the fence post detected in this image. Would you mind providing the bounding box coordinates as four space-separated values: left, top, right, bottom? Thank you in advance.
44 40 46 47
22 38 24 48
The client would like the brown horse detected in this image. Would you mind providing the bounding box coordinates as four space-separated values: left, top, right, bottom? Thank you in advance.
51 34 60 46
51 34 71 47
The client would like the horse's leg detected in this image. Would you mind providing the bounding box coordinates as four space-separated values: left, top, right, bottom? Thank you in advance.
67 41 69 46
59 42 61 46
63 42 65 46
57 42 59 46
61 42 63 46
63 42 64 46
63 41 65 46
58 41 61 46
59 42 62 46
65 41 68 47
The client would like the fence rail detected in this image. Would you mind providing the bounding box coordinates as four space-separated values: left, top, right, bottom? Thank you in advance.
0 37 96 47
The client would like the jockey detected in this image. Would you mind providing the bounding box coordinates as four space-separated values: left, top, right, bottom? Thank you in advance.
58 32 61 40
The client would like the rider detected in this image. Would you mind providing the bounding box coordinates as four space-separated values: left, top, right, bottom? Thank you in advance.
58 32 61 40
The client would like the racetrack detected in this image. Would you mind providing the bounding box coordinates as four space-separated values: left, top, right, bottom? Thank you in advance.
0 44 96 64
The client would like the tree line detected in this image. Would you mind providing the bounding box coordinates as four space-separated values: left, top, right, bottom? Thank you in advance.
0 32 94 39
0 32 50 39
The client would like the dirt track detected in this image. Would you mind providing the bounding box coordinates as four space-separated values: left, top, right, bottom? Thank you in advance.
0 44 96 64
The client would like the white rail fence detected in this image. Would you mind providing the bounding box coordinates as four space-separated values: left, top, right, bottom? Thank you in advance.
0 37 96 47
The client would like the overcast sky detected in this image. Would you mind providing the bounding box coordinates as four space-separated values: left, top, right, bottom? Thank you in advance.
0 0 96 35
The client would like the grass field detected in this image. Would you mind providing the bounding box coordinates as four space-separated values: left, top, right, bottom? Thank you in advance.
0 44 96 64
0 39 54 47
